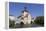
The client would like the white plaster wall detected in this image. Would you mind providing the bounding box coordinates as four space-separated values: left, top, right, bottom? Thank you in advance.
28 14 32 24
24 11 28 17
24 17 28 24
21 12 32 24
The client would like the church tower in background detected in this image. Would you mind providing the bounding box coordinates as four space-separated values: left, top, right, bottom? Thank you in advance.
20 6 32 24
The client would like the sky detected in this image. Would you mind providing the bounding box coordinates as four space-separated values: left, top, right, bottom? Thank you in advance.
9 2 44 18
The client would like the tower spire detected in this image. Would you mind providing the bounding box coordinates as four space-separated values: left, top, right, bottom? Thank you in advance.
22 3 28 13
24 3 27 10
24 6 27 10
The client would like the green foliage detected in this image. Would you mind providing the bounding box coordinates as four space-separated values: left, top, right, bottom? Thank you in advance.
34 16 44 26
31 21 33 24
9 19 15 28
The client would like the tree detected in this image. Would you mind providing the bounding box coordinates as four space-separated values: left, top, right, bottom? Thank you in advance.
34 16 44 26
9 18 15 28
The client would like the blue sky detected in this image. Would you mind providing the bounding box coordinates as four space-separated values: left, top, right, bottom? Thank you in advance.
9 2 44 18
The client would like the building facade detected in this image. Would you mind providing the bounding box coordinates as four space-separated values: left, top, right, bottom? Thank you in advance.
18 7 32 24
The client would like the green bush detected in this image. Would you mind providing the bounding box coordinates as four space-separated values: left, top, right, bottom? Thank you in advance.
9 19 15 28
34 16 44 26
